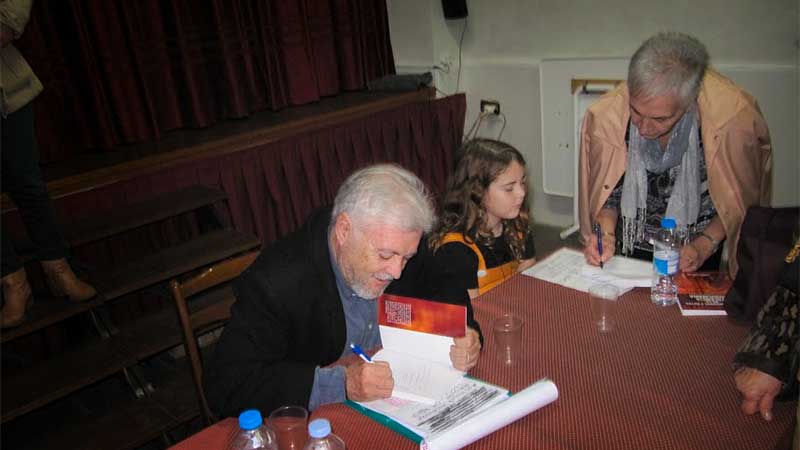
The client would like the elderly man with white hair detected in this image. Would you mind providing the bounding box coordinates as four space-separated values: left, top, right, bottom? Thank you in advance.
206 164 482 418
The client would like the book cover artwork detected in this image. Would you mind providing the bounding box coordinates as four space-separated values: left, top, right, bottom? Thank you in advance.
675 272 733 316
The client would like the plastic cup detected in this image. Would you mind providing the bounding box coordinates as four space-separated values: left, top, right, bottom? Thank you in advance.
268 405 308 450
492 314 524 365
590 283 620 333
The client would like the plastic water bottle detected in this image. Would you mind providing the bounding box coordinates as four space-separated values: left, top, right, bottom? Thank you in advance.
651 217 679 306
228 409 279 450
302 418 345 450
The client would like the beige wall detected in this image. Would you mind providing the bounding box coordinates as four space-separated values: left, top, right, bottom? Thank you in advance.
388 0 799 226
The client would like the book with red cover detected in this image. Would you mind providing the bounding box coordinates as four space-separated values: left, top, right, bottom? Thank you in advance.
378 293 466 337
675 272 733 316
372 294 468 404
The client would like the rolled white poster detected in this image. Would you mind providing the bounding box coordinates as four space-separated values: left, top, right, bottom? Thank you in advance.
420 378 558 450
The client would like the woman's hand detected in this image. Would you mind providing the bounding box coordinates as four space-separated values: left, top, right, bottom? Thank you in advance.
734 367 782 421
680 236 716 272
682 217 725 272
583 233 615 266
584 209 618 266
680 242 704 272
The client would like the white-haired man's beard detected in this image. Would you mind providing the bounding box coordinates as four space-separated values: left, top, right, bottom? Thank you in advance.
349 268 394 299
337 249 395 299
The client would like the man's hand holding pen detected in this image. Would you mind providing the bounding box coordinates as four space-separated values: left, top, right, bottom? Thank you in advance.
346 343 394 402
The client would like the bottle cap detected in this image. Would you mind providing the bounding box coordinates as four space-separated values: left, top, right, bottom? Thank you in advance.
238 409 263 430
308 418 332 438
661 217 676 229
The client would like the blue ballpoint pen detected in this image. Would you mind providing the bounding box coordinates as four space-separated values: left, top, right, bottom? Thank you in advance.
595 223 604 269
350 343 373 363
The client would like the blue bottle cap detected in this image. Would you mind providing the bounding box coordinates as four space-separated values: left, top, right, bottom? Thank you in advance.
661 217 676 229
308 418 331 438
238 409 263 430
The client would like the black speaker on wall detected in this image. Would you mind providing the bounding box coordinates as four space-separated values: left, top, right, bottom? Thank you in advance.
442 0 468 19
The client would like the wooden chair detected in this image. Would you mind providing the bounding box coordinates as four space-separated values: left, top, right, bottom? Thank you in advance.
169 250 259 425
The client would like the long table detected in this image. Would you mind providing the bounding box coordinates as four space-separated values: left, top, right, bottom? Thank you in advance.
171 273 795 450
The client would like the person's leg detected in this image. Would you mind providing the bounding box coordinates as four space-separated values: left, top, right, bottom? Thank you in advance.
1 104 38 326
1 103 95 304
1 103 68 263
1 223 23 278
0 267 31 328
0 207 29 327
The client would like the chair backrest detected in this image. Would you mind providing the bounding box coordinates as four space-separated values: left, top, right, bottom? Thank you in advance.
169 250 259 425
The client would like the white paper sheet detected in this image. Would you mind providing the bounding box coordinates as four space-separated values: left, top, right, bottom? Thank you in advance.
372 348 464 405
523 247 652 295
421 379 559 450
379 325 455 367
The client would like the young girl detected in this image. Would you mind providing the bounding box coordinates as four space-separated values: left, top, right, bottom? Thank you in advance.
428 138 536 299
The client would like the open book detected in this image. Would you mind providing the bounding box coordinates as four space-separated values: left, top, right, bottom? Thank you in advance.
676 272 732 316
373 294 468 404
348 294 559 450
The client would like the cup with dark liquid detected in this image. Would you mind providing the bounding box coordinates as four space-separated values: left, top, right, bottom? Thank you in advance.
268 405 308 450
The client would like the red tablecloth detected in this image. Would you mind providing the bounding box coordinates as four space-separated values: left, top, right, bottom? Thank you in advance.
171 274 795 450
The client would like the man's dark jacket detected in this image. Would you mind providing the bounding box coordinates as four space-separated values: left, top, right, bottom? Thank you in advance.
205 208 481 418
205 209 345 417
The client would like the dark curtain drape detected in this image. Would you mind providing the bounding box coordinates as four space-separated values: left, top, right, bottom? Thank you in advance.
55 94 466 249
3 94 465 354
17 0 395 163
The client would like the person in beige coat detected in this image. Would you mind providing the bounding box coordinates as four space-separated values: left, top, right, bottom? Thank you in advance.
579 32 772 279
1 0 96 328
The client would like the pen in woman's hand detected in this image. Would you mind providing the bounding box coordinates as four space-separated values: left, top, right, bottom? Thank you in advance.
595 223 604 269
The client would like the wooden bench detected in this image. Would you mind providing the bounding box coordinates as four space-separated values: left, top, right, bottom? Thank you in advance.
11 362 197 450
9 185 228 260
1 228 256 344
4 285 240 449
0 266 249 423
0 184 260 448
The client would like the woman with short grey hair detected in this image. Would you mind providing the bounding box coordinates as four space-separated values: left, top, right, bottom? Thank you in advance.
579 31 772 281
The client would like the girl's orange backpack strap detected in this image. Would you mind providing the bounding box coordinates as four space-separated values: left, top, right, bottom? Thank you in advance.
440 232 487 274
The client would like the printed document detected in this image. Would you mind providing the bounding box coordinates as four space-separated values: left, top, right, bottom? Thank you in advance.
522 247 652 294
352 378 559 450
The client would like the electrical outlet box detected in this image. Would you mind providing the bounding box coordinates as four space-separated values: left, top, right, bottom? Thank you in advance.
440 54 455 68
438 54 455 74
480 99 500 115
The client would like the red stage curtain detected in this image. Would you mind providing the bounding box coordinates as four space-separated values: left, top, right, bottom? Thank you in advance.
53 94 466 253
17 0 396 163
2 94 464 354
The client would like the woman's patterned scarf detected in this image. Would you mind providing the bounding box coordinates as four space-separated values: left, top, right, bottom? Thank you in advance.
620 106 701 254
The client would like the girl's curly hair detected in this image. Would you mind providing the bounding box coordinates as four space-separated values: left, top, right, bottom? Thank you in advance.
429 138 531 260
